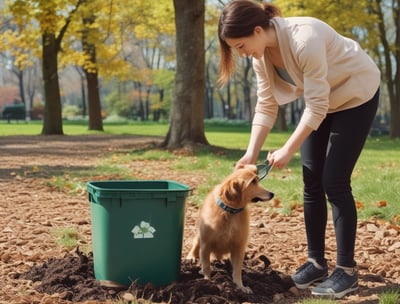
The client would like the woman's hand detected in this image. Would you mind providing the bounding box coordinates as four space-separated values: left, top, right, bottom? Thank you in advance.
267 148 293 169
235 153 256 169
267 122 313 169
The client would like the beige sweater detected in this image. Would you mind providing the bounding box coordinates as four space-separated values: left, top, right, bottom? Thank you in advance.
252 16 381 130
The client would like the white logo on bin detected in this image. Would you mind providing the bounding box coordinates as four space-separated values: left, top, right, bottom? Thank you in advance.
131 221 156 239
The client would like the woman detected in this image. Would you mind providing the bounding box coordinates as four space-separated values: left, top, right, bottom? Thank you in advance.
218 0 380 299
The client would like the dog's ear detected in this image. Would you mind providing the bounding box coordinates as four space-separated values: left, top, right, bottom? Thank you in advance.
222 179 243 203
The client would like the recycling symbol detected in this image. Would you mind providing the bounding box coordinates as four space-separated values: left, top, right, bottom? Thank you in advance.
131 221 156 239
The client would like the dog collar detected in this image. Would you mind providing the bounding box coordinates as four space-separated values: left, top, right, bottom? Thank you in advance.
216 198 244 214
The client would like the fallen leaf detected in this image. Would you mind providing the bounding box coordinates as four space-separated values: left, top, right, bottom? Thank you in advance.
376 200 387 208
356 200 364 209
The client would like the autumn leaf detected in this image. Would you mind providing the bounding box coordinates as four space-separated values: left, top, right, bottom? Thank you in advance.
355 200 364 209
271 198 282 208
376 200 388 208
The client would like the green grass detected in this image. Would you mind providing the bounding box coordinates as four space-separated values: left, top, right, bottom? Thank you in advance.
2 119 399 223
353 137 400 225
0 119 169 136
378 288 400 304
51 227 79 250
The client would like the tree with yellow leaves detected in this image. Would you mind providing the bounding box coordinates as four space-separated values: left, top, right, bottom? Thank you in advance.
74 0 107 131
0 6 41 115
113 0 176 121
274 0 400 138
273 0 378 46
5 0 85 134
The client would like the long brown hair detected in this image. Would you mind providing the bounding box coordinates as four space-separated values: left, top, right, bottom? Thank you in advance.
218 0 281 85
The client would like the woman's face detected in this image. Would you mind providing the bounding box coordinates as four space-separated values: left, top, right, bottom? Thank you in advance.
225 26 267 59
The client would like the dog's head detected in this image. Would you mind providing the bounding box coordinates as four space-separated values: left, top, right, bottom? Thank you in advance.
219 164 274 209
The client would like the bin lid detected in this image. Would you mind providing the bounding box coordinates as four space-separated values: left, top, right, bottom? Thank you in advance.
87 180 192 201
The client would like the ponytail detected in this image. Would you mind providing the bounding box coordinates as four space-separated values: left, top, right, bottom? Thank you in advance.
218 0 281 85
262 3 281 20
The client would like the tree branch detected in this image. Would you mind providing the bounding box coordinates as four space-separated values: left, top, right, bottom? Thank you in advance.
56 0 85 49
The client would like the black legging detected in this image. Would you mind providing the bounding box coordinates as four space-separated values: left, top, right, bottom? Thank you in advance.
300 88 380 267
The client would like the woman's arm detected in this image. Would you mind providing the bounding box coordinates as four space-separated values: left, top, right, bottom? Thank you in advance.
236 124 271 167
268 121 313 168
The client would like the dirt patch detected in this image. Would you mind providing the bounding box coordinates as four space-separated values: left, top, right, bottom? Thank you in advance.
16 248 295 304
1 135 399 304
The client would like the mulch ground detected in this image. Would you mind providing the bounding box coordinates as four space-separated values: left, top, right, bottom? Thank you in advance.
1 135 399 304
15 248 295 303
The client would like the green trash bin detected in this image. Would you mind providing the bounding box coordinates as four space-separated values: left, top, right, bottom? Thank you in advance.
87 180 191 287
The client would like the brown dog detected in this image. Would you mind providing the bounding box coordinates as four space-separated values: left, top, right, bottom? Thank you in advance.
186 164 274 293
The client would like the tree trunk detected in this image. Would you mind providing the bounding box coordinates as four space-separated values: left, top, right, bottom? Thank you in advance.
14 69 28 120
205 62 214 119
134 82 145 121
375 0 400 138
85 69 103 130
243 57 253 122
276 106 288 131
27 67 37 114
391 0 400 138
80 71 87 118
75 67 87 118
82 15 103 131
163 0 208 148
13 69 26 105
145 87 151 121
41 33 63 135
39 0 83 134
225 82 231 118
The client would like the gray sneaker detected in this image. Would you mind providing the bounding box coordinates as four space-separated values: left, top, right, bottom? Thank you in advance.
312 267 358 298
292 259 328 289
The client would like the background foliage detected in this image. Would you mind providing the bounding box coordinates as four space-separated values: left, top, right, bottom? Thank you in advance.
0 0 399 138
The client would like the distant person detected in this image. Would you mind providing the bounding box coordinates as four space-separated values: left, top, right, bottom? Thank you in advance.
218 0 380 298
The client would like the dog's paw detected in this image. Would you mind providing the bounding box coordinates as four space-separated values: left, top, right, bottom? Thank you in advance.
198 269 210 279
200 266 211 280
185 254 197 263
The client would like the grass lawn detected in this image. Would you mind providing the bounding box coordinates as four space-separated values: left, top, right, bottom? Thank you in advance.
1 119 399 224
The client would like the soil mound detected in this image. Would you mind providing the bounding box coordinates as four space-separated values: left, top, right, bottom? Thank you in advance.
16 248 295 303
